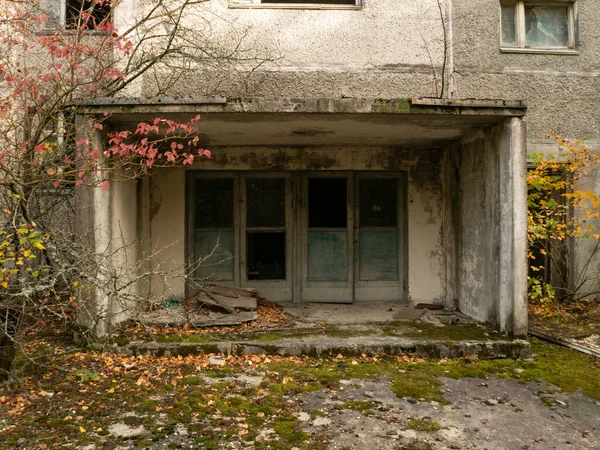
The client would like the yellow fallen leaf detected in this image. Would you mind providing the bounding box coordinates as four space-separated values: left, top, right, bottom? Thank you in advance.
107 387 115 393
79 426 86 433
33 242 45 250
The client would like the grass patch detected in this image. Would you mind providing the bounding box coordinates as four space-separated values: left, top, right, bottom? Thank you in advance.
408 419 440 432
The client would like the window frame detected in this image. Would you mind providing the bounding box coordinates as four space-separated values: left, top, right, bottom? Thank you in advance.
500 0 578 55
229 0 362 10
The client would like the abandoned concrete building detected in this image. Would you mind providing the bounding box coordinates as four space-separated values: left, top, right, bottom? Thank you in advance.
72 0 600 337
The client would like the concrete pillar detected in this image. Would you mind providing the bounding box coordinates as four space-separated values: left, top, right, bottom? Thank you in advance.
75 116 140 336
498 117 528 336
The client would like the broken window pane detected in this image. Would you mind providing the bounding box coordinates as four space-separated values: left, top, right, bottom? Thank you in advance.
359 179 397 227
66 0 112 29
247 232 286 280
501 5 517 46
308 178 347 228
525 5 570 48
194 178 234 229
247 178 285 228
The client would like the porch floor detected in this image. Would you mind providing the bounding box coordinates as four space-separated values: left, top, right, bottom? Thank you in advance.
280 302 462 325
111 303 530 360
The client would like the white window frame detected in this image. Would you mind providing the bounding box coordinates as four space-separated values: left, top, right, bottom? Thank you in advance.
229 0 362 10
500 1 578 55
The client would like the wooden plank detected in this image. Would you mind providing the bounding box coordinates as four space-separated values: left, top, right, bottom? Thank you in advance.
207 292 257 311
204 284 257 298
529 328 600 358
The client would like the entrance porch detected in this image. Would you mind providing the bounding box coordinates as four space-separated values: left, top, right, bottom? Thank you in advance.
76 97 528 336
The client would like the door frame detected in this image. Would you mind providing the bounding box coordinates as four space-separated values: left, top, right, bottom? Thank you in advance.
185 171 240 298
300 171 355 303
353 171 408 302
240 171 294 301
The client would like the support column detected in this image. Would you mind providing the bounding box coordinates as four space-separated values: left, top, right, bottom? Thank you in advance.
498 117 528 336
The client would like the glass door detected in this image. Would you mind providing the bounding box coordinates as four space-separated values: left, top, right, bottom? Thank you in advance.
354 173 407 302
186 173 238 295
241 173 293 301
301 172 354 303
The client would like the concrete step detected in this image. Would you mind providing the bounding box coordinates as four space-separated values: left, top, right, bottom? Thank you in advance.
97 335 531 360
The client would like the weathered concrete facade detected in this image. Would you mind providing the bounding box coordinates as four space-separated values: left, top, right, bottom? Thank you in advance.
78 97 528 335
74 0 581 335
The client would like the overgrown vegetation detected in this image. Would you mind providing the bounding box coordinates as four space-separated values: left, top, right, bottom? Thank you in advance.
528 131 600 317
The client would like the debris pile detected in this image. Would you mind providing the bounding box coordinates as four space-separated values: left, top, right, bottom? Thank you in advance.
138 284 296 331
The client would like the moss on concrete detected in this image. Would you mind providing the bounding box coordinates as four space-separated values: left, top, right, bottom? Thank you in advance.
408 419 441 432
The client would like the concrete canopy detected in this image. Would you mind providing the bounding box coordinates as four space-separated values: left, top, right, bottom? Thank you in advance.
77 96 529 337
82 97 526 148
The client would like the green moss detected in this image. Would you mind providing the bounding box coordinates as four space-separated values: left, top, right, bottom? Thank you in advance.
273 418 308 443
156 334 215 344
340 400 378 410
391 369 446 403
204 366 235 378
408 419 440 432
540 397 555 407
181 376 205 385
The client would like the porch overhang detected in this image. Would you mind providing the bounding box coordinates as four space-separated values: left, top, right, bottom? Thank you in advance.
81 97 527 148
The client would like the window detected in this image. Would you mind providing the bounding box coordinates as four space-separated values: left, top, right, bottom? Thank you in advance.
65 0 112 29
229 0 360 9
501 1 576 52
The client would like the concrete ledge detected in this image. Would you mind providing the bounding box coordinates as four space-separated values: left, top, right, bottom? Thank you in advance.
96 336 531 360
81 96 527 117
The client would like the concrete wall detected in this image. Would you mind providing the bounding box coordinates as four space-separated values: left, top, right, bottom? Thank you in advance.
131 0 447 99
149 147 445 305
455 118 528 335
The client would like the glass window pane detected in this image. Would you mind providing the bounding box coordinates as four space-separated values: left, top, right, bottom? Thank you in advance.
308 231 347 281
308 178 347 228
360 179 397 227
247 178 286 228
359 231 398 281
525 6 570 48
247 232 286 280
194 231 234 281
501 5 517 46
194 178 233 228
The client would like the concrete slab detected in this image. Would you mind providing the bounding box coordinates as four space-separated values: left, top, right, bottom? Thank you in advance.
281 302 427 324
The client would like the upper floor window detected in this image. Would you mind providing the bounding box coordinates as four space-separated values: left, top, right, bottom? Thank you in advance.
230 0 360 9
65 0 112 29
501 1 576 52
